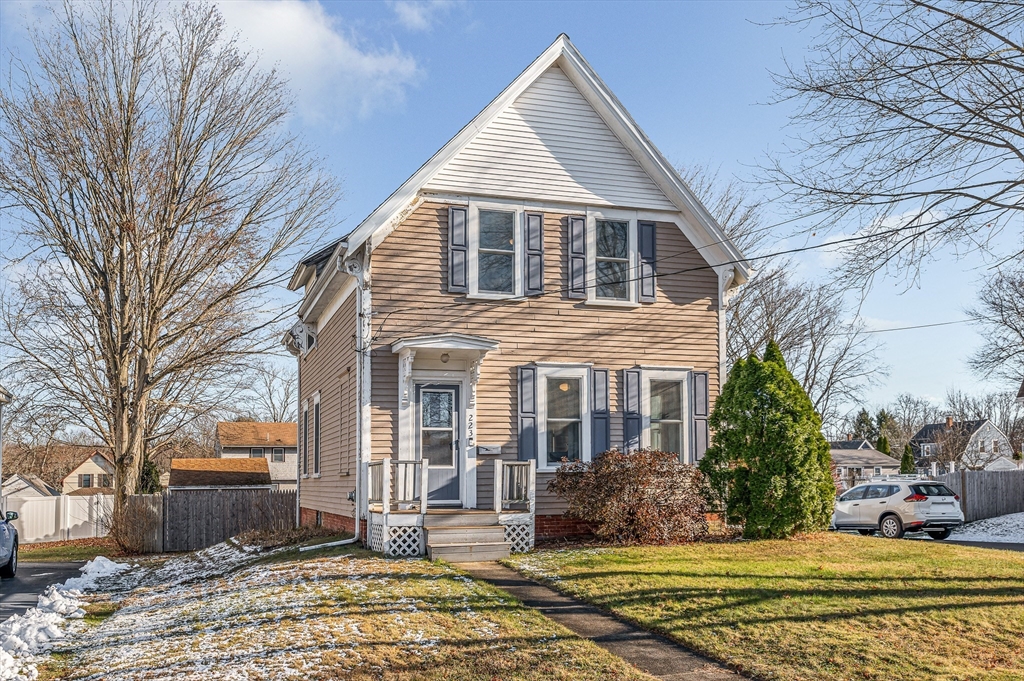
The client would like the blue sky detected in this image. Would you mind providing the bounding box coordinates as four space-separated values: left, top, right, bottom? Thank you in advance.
0 0 1003 412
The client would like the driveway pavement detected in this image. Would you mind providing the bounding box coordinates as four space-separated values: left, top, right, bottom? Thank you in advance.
945 540 1024 552
0 561 85 619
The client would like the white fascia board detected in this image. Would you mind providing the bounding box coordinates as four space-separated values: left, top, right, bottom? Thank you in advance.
297 244 349 323
390 333 500 354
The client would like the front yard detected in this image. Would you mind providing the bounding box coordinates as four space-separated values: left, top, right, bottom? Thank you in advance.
43 541 653 680
508 533 1024 680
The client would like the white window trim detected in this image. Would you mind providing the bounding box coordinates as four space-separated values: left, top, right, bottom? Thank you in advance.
586 207 639 306
640 368 692 463
301 399 310 479
250 448 265 458
313 391 322 477
272 447 285 462
537 363 592 472
468 198 524 299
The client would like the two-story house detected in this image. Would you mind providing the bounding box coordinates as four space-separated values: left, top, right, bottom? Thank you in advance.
911 417 1018 472
215 421 298 490
284 35 750 561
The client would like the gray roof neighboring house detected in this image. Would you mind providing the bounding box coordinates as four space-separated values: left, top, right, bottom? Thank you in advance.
829 448 901 469
911 418 987 444
2 473 60 498
829 438 874 451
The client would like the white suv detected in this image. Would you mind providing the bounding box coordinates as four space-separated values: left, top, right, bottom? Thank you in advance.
832 477 964 540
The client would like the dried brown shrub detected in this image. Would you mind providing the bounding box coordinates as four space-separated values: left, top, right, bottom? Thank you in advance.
548 449 710 544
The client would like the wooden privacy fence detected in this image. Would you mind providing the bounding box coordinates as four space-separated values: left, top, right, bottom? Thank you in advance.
127 489 296 553
933 469 1024 523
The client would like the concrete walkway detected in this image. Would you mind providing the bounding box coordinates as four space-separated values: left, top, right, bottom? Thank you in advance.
462 562 739 681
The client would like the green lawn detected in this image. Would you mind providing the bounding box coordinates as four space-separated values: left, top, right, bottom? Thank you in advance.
507 533 1024 681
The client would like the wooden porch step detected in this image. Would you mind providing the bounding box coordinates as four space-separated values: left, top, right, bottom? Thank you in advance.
422 511 499 527
425 525 506 544
427 541 511 562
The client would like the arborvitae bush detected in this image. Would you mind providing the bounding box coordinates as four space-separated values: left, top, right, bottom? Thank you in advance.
549 449 709 544
699 341 834 539
901 444 916 474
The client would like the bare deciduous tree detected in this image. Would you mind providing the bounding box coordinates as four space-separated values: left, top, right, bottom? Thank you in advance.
243 361 297 423
680 164 884 430
968 268 1024 384
769 0 1024 281
0 1 337 523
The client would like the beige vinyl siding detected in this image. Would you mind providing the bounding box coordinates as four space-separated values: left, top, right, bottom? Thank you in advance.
298 290 359 518
423 66 676 212
370 202 720 514
62 456 115 494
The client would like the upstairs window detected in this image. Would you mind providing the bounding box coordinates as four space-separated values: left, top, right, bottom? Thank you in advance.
478 210 515 294
272 447 285 462
79 474 92 488
250 448 265 458
595 220 629 300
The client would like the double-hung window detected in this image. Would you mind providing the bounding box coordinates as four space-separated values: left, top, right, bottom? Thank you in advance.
80 474 92 488
313 392 321 476
250 447 265 458
302 401 309 477
460 200 530 298
478 210 516 294
272 447 285 463
536 364 591 470
641 368 691 462
595 219 630 300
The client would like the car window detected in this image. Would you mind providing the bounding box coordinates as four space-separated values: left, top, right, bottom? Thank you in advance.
864 485 889 499
911 484 956 497
840 486 867 502
888 485 901 497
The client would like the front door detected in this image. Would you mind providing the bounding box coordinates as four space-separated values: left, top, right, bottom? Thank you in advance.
416 384 461 504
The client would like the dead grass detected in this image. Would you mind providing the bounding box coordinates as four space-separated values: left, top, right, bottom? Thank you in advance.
507 533 1024 681
49 546 655 680
235 525 347 550
21 537 123 563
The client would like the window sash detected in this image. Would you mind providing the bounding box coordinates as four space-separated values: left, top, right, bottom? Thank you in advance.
314 400 321 474
302 407 309 476
272 447 285 462
250 448 265 458
536 367 591 470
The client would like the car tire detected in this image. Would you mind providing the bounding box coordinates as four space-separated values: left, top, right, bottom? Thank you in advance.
926 529 952 541
1 541 17 578
879 515 904 539
857 529 874 536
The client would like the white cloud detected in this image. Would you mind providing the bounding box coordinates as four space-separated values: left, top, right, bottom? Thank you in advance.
389 1 458 32
217 0 421 124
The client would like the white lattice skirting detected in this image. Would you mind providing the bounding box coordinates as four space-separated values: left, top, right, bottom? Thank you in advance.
368 521 386 553
501 521 534 553
386 526 424 557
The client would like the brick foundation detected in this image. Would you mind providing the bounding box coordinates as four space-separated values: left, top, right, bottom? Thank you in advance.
299 507 358 535
535 515 594 540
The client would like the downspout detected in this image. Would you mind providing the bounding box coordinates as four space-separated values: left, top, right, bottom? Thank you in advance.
340 246 372 543
717 267 737 382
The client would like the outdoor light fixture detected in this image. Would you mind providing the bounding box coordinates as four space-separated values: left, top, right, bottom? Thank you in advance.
559 382 569 392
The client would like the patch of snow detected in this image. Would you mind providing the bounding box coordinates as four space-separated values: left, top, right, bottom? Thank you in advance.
949 512 1024 543
61 556 130 592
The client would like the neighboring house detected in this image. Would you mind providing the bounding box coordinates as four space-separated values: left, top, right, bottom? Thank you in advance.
283 35 750 560
166 458 272 491
1 473 60 498
62 450 115 495
215 422 297 491
910 417 1016 472
828 441 901 489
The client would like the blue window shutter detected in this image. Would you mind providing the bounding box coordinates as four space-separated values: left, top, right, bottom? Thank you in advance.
692 371 709 461
623 368 642 452
518 366 538 461
448 206 468 293
591 368 610 456
638 220 657 302
568 216 587 299
525 212 544 296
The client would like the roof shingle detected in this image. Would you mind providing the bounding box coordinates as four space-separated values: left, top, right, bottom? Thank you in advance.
168 458 272 488
216 422 297 448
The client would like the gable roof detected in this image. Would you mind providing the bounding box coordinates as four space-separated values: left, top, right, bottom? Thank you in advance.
829 439 873 450
168 458 272 488
288 34 750 300
63 449 115 479
2 473 59 497
216 422 297 448
911 419 988 444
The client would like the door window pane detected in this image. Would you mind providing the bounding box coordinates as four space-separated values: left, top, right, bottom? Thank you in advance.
479 210 515 294
547 377 582 465
422 430 454 467
596 220 629 299
422 391 453 428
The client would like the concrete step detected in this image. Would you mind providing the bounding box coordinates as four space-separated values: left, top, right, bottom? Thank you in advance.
423 511 499 527
425 525 507 545
427 541 511 563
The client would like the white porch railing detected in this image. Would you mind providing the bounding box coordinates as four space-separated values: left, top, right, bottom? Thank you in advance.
493 459 536 513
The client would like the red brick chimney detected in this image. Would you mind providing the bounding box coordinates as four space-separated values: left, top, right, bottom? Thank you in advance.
945 416 954 428
847 433 853 441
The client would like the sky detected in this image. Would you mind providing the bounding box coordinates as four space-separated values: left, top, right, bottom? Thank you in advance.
0 0 1008 415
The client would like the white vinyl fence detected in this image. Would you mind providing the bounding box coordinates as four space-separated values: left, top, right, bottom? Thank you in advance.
6 495 113 544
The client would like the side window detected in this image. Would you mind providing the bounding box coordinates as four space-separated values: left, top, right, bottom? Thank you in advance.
888 485 901 497
865 485 888 499
250 448 265 458
314 393 321 475
546 376 582 466
595 220 630 300
649 380 685 457
302 401 309 476
840 486 867 502
272 447 285 463
478 210 515 294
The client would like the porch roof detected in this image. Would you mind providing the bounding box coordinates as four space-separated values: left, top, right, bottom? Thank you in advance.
390 333 500 354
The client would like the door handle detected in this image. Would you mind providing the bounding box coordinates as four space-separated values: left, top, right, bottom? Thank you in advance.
852 503 860 506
